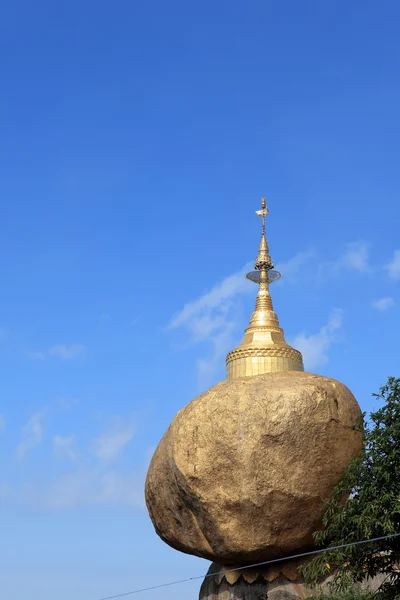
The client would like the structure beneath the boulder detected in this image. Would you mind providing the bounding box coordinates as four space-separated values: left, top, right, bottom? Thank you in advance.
199 560 316 600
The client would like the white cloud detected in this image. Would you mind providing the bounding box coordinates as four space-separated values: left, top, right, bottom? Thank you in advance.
91 417 136 461
318 241 370 279
27 345 86 361
32 467 146 510
168 263 254 387
168 262 253 332
16 412 44 461
49 344 86 360
386 249 400 281
53 435 76 460
371 297 395 311
17 444 154 510
275 251 314 284
340 241 369 273
0 415 5 432
290 309 344 370
4 416 149 510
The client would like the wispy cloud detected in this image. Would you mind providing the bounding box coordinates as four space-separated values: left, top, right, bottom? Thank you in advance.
16 412 44 461
290 308 344 370
30 467 146 510
340 241 369 273
17 443 153 510
386 249 400 281
318 241 370 279
53 435 76 460
275 250 314 284
27 344 86 361
4 411 148 510
371 297 395 311
168 263 253 333
91 416 136 461
168 263 253 387
49 344 86 360
0 415 5 433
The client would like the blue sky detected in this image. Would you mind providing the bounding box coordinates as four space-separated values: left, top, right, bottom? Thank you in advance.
1 1 400 598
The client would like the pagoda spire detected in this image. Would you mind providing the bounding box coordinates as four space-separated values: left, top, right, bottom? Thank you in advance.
254 197 273 270
225 197 304 380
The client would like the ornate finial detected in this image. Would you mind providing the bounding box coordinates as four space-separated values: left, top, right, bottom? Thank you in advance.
226 196 304 380
247 197 280 282
256 197 269 239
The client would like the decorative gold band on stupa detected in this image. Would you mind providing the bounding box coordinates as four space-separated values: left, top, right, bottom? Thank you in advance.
226 197 304 381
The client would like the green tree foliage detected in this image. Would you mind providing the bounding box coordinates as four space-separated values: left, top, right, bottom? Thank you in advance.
307 590 373 600
301 377 400 599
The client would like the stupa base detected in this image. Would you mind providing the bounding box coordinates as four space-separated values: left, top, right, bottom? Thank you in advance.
199 559 315 600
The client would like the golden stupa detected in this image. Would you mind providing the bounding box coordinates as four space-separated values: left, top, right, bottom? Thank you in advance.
145 197 362 573
226 197 303 380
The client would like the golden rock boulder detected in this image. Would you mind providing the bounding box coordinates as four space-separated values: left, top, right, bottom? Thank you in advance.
145 371 362 564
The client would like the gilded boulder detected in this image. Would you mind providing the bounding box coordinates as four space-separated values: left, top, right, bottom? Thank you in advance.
145 371 362 564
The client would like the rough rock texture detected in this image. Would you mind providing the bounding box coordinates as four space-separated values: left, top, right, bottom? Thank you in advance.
145 371 362 564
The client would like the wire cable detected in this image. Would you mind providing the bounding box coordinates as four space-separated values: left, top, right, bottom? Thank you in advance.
99 532 400 600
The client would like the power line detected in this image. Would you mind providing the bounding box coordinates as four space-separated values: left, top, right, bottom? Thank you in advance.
99 532 400 600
